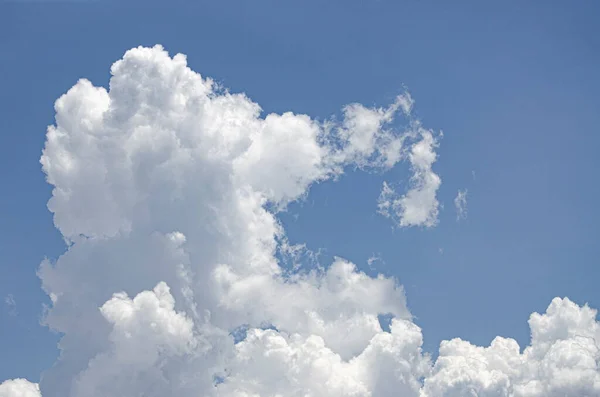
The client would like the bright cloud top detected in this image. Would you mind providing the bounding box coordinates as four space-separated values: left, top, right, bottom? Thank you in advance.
2 45 599 397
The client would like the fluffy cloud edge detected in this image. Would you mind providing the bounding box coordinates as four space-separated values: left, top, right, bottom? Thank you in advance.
3 294 599 397
0 379 41 397
377 128 442 228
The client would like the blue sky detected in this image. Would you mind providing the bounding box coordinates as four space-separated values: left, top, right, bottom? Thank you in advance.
1 0 600 390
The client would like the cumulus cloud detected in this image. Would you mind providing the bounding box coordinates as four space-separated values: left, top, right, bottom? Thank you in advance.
0 379 41 397
454 189 468 221
30 44 425 396
422 298 600 396
2 45 598 397
378 128 442 228
218 318 429 397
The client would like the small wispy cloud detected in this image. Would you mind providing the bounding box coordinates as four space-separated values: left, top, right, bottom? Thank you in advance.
4 294 17 316
454 189 468 221
366 253 385 271
377 129 442 228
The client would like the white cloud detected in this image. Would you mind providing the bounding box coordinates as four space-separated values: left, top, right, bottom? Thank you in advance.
2 45 598 397
70 282 207 397
454 189 468 221
332 93 413 169
219 318 429 397
378 128 442 228
31 45 424 396
422 298 600 397
0 379 41 397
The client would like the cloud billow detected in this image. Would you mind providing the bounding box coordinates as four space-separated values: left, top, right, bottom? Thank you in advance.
1 45 598 397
